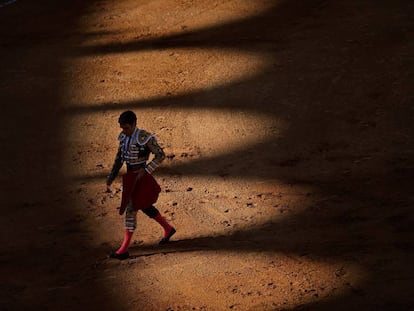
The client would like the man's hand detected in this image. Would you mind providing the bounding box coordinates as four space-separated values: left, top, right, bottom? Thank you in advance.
106 180 112 193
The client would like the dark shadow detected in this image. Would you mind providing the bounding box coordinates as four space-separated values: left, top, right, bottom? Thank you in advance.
0 1 123 310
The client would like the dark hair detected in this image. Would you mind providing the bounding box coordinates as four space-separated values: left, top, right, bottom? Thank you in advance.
118 110 137 125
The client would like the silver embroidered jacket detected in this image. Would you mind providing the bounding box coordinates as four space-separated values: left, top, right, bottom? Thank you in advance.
107 128 165 185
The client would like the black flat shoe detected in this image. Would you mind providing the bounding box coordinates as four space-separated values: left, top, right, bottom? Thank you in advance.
109 251 129 260
159 228 176 245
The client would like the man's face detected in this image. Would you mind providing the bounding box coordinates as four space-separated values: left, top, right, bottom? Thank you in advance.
120 122 136 137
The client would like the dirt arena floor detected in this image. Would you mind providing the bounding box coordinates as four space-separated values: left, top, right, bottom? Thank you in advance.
1 0 413 310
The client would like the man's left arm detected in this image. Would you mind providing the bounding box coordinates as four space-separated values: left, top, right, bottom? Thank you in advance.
145 136 165 174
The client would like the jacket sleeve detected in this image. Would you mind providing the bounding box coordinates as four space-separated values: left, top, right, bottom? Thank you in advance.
145 136 165 174
107 145 124 185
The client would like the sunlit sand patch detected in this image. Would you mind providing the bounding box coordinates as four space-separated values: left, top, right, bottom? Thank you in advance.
76 0 278 39
62 47 270 106
154 177 315 248
109 251 367 310
154 108 286 158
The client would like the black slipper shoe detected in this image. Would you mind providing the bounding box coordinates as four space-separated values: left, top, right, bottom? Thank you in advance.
109 251 130 260
159 228 176 245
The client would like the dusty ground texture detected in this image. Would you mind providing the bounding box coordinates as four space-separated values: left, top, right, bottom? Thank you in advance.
1 0 413 310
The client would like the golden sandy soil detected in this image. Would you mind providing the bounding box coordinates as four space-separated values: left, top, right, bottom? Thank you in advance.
1 0 413 310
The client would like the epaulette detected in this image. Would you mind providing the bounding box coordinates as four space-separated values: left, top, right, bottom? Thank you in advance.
137 129 154 145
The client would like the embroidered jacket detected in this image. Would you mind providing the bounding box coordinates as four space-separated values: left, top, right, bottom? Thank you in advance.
107 128 165 185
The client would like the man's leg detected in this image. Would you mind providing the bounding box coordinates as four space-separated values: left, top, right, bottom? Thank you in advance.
110 202 137 260
142 205 176 244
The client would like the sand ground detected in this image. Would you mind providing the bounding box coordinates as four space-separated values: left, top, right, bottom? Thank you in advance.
1 0 413 310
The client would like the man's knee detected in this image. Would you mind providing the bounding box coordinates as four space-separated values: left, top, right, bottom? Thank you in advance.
142 205 159 218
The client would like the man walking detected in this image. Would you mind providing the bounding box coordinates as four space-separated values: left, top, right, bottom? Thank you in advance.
106 110 176 260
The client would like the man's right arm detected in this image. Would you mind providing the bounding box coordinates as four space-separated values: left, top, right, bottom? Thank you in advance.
106 146 123 186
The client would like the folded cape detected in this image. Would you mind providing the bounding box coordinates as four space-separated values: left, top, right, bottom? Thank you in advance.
119 171 161 215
